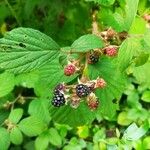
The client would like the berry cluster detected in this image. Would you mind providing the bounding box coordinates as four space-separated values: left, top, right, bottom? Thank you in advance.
51 27 122 111
51 78 106 110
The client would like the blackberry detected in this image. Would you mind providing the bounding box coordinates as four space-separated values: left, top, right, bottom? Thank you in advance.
51 92 65 107
88 53 99 64
76 84 91 98
54 83 65 94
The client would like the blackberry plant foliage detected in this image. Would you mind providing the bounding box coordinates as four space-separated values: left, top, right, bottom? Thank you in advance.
0 0 149 133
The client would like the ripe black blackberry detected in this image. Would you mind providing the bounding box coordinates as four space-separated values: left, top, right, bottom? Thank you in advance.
76 84 91 98
88 53 99 64
52 92 65 107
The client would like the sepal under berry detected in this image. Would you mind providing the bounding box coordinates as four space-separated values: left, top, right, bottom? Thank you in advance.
70 95 80 109
87 93 99 110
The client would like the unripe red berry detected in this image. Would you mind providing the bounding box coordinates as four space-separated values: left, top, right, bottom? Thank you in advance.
105 47 117 57
96 78 106 88
64 64 76 76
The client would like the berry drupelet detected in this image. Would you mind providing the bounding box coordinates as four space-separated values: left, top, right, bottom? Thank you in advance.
76 84 91 98
51 92 65 107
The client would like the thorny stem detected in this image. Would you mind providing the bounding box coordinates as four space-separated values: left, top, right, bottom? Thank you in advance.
4 0 21 26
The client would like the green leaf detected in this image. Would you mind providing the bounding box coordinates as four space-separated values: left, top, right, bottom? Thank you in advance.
141 90 150 102
50 102 96 127
143 136 150 149
35 131 50 150
117 111 132 126
85 0 115 6
123 122 149 141
77 125 89 139
23 141 35 150
141 29 150 51
134 53 149 67
133 62 150 87
118 38 142 71
71 34 104 52
0 110 9 125
34 59 77 97
48 128 62 147
28 99 51 124
99 0 139 32
123 0 139 31
129 17 147 34
0 72 15 97
0 128 10 150
15 71 39 88
107 145 118 150
88 57 126 119
8 108 23 124
18 116 47 137
138 0 148 14
93 128 105 143
127 108 149 122
63 137 85 150
10 127 23 145
99 8 124 32
0 27 60 74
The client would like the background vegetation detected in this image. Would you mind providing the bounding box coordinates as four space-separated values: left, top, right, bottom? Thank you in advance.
0 0 150 149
